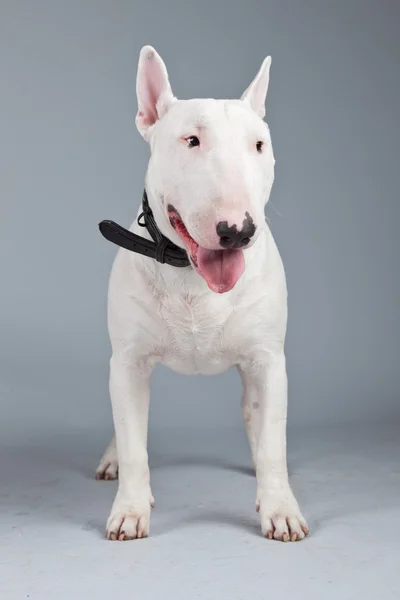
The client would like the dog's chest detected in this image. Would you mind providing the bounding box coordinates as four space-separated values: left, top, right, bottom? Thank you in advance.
158 292 236 375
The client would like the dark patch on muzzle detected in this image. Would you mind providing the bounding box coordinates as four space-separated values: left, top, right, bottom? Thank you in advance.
217 212 256 249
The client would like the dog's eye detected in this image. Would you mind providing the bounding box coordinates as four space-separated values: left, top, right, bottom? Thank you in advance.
186 136 200 148
256 141 264 153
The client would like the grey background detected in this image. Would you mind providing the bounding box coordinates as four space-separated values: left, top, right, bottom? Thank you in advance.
0 1 399 599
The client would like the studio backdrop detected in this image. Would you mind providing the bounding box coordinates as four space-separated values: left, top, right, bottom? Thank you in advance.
1 0 399 441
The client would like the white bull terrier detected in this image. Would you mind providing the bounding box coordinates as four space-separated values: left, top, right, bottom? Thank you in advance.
96 45 309 542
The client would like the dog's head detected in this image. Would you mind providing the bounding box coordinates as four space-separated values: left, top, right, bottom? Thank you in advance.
136 46 275 293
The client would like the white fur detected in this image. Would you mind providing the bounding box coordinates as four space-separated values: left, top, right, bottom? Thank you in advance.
98 46 308 542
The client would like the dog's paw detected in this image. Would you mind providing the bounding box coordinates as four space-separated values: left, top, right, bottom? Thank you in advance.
257 490 309 542
96 437 119 480
106 510 150 541
96 459 119 481
106 491 153 541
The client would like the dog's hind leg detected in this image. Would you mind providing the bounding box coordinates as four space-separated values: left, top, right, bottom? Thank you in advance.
96 433 119 480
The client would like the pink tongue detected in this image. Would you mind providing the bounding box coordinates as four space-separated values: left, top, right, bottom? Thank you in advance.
196 247 245 293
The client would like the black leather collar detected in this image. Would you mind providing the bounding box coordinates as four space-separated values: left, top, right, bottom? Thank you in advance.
98 190 190 268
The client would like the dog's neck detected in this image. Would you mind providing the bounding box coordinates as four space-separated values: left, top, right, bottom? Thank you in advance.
138 189 190 266
143 183 184 250
98 188 190 268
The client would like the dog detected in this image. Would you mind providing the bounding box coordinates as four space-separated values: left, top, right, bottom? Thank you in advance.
96 46 309 543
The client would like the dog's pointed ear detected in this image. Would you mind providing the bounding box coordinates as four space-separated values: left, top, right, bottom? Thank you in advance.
240 56 271 119
136 46 175 140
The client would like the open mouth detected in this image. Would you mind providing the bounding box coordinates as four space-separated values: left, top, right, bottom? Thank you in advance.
168 204 245 294
168 205 200 267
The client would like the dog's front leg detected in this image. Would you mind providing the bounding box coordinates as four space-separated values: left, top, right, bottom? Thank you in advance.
241 352 309 542
105 355 153 541
238 366 261 469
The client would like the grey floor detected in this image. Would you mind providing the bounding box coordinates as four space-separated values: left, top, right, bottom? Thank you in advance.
1 420 399 599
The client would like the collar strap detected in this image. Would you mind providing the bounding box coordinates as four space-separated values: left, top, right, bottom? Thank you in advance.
98 190 190 268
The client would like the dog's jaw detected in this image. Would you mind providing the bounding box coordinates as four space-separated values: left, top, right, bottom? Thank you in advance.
167 204 199 266
167 204 245 294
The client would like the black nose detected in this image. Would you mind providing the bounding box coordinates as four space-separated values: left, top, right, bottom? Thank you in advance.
217 212 256 249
